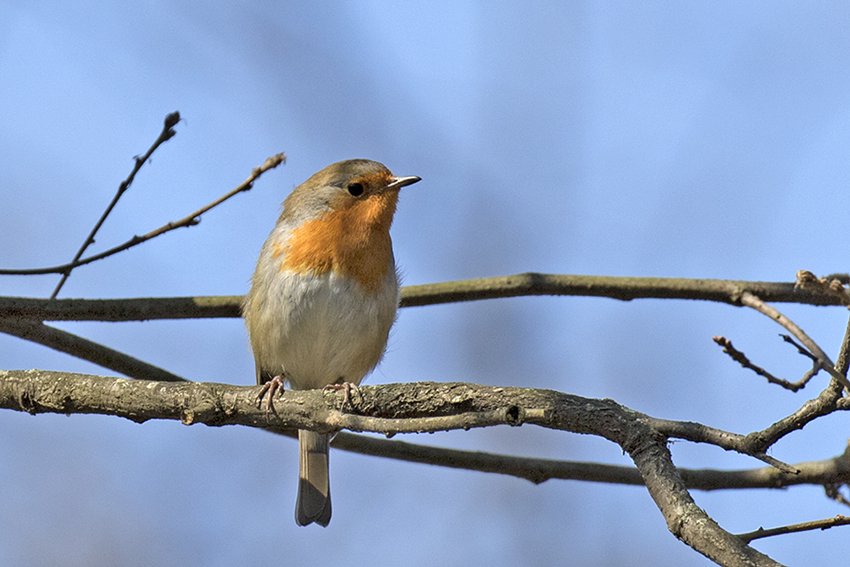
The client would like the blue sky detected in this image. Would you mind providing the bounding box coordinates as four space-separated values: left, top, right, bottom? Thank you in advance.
2 2 850 565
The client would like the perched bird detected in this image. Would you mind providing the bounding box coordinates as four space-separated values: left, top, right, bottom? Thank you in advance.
243 159 420 527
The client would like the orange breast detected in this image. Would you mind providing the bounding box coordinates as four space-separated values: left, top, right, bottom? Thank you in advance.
279 191 399 294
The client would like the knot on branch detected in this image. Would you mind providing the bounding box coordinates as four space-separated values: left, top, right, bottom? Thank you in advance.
742 431 770 454
796 270 850 306
505 405 521 425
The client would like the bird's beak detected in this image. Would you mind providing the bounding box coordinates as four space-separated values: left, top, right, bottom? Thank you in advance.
385 175 421 191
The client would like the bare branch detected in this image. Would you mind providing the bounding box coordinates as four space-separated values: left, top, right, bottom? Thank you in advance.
0 319 185 383
739 291 850 391
49 112 181 298
649 418 799 474
330 431 650 485
737 515 850 544
0 274 845 323
331 431 850 491
0 152 286 278
0 369 784 565
834 313 850 376
402 273 843 307
2 366 847 493
723 314 850 453
713 335 816 392
0 295 243 321
751 380 846 450
824 483 850 507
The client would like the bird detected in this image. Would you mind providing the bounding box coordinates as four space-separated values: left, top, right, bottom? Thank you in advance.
242 159 420 527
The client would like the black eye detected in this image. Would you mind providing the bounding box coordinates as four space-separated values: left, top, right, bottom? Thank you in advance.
347 182 364 196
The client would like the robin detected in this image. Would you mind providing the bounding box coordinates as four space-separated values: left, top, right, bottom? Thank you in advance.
243 159 420 527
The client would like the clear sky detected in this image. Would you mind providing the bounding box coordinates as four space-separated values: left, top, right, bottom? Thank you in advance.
2 2 850 565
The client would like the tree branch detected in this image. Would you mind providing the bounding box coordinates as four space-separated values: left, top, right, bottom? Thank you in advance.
737 514 850 544
0 369 799 565
795 270 850 306
331 431 850 490
0 152 286 278
712 335 815 392
649 417 799 474
0 319 185 382
0 274 844 323
49 112 181 298
401 273 843 307
739 291 850 391
1 368 847 493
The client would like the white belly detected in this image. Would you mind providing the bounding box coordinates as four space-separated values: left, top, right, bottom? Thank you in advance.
245 267 399 390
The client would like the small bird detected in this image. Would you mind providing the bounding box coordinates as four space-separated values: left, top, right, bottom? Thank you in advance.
243 159 420 527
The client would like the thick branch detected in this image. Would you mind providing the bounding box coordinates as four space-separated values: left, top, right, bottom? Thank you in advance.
0 370 784 566
1 366 847 489
623 426 779 566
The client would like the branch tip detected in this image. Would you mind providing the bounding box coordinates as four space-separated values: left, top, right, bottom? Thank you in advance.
163 111 181 130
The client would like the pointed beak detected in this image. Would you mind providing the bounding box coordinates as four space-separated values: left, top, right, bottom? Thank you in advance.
385 175 421 191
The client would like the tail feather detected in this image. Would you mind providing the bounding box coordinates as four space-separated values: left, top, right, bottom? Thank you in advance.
296 430 331 527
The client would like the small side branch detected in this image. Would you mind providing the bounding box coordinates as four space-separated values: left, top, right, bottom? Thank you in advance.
737 515 850 544
0 152 285 278
50 112 181 298
650 418 799 474
713 335 818 392
824 483 850 507
0 319 185 383
330 431 850 491
739 291 850 391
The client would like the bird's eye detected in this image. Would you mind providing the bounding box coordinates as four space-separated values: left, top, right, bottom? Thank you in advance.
347 183 364 196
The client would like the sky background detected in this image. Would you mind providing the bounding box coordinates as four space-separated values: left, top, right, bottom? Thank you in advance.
2 2 850 566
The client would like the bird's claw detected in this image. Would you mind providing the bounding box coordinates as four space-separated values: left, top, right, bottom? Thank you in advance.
257 375 285 412
323 381 359 409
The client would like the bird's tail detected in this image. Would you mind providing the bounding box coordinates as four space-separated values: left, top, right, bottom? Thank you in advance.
296 429 332 527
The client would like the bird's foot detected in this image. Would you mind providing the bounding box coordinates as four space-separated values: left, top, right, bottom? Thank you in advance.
256 375 285 412
323 381 359 409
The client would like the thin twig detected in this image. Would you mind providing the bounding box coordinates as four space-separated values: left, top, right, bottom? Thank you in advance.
713 335 815 392
737 515 850 544
833 313 850 377
779 334 820 364
739 291 850 391
0 152 286 278
49 112 181 298
824 484 850 507
736 319 850 451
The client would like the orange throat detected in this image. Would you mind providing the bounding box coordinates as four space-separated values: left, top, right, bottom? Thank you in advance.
277 191 398 294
